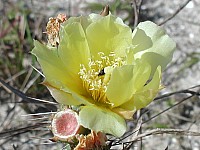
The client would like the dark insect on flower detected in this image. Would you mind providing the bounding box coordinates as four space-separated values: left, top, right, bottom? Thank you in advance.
98 69 105 76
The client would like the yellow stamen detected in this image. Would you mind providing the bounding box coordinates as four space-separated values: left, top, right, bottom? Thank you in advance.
79 52 125 105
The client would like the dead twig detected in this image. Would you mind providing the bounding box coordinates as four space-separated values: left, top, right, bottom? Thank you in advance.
155 84 200 101
0 122 49 139
131 0 139 28
143 95 194 124
125 114 143 149
158 0 191 25
127 128 200 144
0 78 57 105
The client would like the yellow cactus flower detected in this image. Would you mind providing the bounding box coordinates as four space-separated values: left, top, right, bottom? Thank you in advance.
32 13 175 137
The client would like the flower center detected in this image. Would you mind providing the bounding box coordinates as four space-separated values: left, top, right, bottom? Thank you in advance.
79 52 125 105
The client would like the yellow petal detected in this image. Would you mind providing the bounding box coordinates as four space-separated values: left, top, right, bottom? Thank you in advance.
135 21 176 73
106 60 151 107
112 107 136 120
62 15 91 32
44 81 93 106
120 66 161 110
58 22 91 80
86 14 132 59
133 68 161 110
132 28 152 53
135 52 168 77
32 41 82 93
45 83 81 105
79 105 126 137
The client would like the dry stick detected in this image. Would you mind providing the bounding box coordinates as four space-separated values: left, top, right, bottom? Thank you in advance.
188 120 197 130
112 115 143 147
120 128 200 146
154 89 196 101
25 116 49 121
0 70 27 93
21 112 57 116
29 135 51 140
138 0 144 13
131 0 139 28
125 128 200 144
23 73 40 93
164 146 169 150
0 78 57 105
158 0 192 25
5 70 27 84
0 16 20 38
0 122 49 138
0 104 16 131
143 95 194 124
12 144 18 150
154 84 200 101
30 64 45 77
20 68 33 91
126 115 143 149
0 137 13 148
2 105 18 130
39 142 56 145
137 111 142 150
62 144 70 150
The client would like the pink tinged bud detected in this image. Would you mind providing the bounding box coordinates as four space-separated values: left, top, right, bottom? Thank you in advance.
51 109 80 141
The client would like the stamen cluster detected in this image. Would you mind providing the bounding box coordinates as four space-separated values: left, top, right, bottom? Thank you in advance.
79 52 125 104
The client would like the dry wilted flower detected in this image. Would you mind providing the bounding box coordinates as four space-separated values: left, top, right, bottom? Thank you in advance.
46 13 67 46
75 131 107 150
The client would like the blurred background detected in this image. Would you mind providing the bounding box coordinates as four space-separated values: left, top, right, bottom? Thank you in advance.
0 0 200 149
